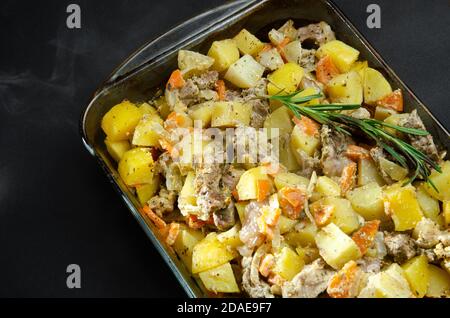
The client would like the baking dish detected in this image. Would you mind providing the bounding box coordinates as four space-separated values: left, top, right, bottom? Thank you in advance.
80 0 450 298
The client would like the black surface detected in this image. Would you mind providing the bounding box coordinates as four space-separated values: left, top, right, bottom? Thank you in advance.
0 0 449 297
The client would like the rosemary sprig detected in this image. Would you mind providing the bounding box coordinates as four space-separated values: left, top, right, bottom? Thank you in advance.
270 90 441 189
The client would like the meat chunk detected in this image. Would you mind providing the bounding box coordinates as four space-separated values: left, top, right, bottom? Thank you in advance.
384 232 417 263
213 201 236 231
356 257 382 275
320 125 354 179
156 152 183 191
299 48 317 73
242 245 275 298
191 70 219 90
293 147 321 178
434 243 450 274
242 79 270 128
148 187 177 217
282 259 335 298
297 22 336 46
414 218 450 248
177 71 219 107
399 110 440 161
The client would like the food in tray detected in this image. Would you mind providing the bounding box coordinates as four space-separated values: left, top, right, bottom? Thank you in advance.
100 19 450 298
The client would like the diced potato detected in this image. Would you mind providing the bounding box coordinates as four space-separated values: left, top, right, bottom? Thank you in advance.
346 182 386 221
374 106 397 121
279 135 301 172
402 255 429 298
274 246 305 280
415 182 441 224
152 96 171 119
233 29 265 56
224 55 265 88
290 124 320 157
315 176 341 197
267 63 304 96
278 215 298 234
274 172 309 191
424 160 450 201
178 50 214 75
192 233 237 274
285 221 317 247
350 60 368 78
326 71 363 104
316 40 360 72
236 166 273 201
379 157 408 181
208 39 240 72
310 197 361 234
188 101 215 128
358 158 385 187
444 201 450 227
139 102 159 116
295 246 320 264
179 172 197 206
315 223 361 269
173 224 205 272
199 262 240 294
383 183 423 231
211 101 252 128
132 114 165 147
104 138 131 162
383 113 409 137
235 202 248 224
363 68 392 105
257 48 284 71
372 264 412 298
426 265 450 298
278 20 297 40
101 100 142 141
118 148 155 186
217 225 242 249
135 175 160 205
292 87 321 106
283 41 303 65
263 107 294 139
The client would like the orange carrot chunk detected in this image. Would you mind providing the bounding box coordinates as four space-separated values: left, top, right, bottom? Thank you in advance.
141 205 167 230
316 55 340 84
352 220 380 255
166 69 185 91
166 222 180 246
276 37 291 62
340 162 357 195
292 116 320 136
257 179 272 202
314 204 335 227
279 187 306 219
328 260 361 298
215 80 226 101
345 144 370 161
376 89 403 112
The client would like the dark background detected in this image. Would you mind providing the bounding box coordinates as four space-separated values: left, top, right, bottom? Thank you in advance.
0 0 449 297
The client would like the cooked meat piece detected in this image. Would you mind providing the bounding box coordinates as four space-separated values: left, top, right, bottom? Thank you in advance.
370 147 395 184
370 232 388 259
213 201 236 231
242 245 275 298
320 125 354 179
346 108 371 119
224 89 242 102
221 165 245 190
297 22 335 46
194 164 228 220
299 48 317 72
239 201 265 251
148 187 177 217
384 232 416 264
434 243 450 274
178 80 199 100
242 79 269 129
356 257 382 274
300 72 324 91
282 259 335 298
191 70 219 90
294 148 321 178
414 218 450 248
399 110 440 161
156 152 183 191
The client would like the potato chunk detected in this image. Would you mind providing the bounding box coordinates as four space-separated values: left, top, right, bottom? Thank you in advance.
426 265 450 298
263 107 294 139
274 246 305 280
132 114 165 147
236 166 273 201
326 71 363 104
415 182 441 224
316 40 359 72
188 101 215 128
346 182 386 221
118 148 155 186
402 255 429 298
211 101 252 127
192 233 237 274
224 54 265 88
315 176 341 197
357 158 385 186
424 160 450 201
173 224 205 272
135 175 160 205
178 50 214 75
104 138 130 162
278 215 298 234
290 124 320 157
363 68 392 105
267 63 304 96
311 197 361 234
360 264 412 298
233 29 264 56
274 172 309 191
285 221 318 247
101 100 142 141
383 183 423 231
179 171 197 206
199 262 240 294
315 223 361 269
208 39 240 72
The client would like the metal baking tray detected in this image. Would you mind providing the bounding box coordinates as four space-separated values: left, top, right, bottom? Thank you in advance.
80 0 450 298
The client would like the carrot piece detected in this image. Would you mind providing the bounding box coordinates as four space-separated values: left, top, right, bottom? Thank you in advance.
232 189 240 201
186 214 213 230
316 55 340 84
263 206 281 227
141 205 167 230
279 187 306 219
164 111 185 129
345 144 370 161
259 254 275 277
166 222 180 246
159 138 179 158
327 260 361 298
352 220 380 255
293 116 320 136
257 179 272 202
340 162 357 195
376 89 403 112
261 43 273 53
215 80 226 101
262 161 284 177
314 204 335 227
276 37 291 62
166 69 185 91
